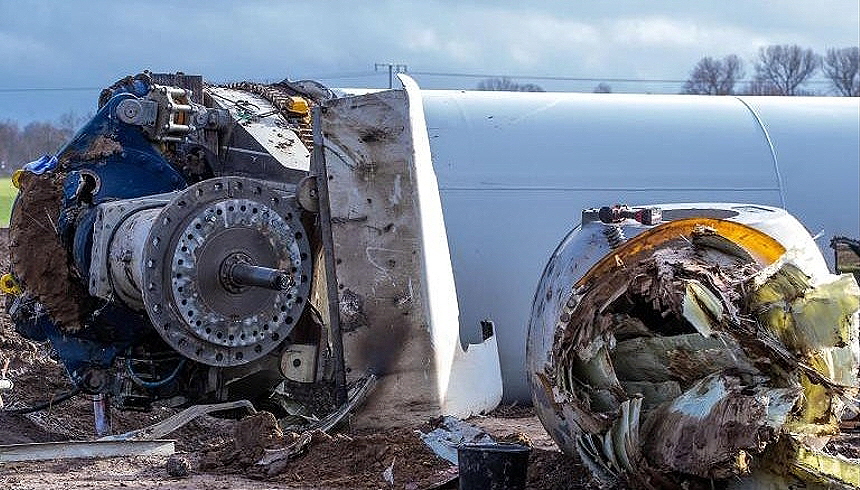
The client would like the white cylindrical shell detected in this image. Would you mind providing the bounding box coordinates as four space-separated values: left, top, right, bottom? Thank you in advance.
107 207 160 310
417 90 858 401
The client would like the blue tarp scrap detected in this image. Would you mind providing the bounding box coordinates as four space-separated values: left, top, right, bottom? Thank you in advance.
23 154 58 174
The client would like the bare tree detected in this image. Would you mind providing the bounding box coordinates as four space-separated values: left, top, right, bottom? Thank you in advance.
823 47 860 96
0 112 82 176
682 55 744 95
58 111 91 134
593 82 612 93
743 79 782 96
753 45 821 95
476 77 544 92
0 121 19 174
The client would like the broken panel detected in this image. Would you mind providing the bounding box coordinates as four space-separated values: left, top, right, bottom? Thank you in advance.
315 81 502 428
528 207 860 489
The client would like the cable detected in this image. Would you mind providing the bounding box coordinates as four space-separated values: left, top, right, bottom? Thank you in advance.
299 71 377 80
3 387 81 414
410 70 836 84
0 73 838 93
0 87 101 93
125 358 185 390
412 71 688 83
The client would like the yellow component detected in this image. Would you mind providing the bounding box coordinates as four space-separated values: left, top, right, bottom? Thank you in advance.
782 371 837 435
790 438 860 487
11 169 24 189
286 96 310 116
751 262 860 436
577 218 787 287
0 273 21 295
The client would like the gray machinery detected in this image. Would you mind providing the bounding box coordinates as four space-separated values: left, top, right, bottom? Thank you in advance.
6 73 343 419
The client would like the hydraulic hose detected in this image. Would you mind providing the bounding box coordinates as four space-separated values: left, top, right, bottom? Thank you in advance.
3 387 81 414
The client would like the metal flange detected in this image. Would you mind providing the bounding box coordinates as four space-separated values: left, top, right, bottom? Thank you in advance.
141 177 311 367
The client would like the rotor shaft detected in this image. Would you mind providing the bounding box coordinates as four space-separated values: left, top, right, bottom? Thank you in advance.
228 262 292 291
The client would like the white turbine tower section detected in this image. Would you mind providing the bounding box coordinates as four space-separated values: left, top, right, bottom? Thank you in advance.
405 83 859 401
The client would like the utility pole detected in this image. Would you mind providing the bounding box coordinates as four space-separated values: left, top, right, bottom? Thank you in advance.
374 63 408 89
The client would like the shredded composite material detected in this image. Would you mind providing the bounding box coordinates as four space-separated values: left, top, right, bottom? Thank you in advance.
545 226 860 489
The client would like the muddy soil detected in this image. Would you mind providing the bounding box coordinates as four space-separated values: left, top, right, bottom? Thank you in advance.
0 228 853 489
8 174 88 331
0 228 596 490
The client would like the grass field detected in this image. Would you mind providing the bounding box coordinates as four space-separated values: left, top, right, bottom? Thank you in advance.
0 177 16 227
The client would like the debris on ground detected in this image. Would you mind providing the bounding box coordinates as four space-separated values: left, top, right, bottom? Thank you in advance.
165 454 190 478
419 415 495 463
0 227 855 489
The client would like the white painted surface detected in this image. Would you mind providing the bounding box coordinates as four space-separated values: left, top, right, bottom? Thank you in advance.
412 87 859 401
400 75 502 415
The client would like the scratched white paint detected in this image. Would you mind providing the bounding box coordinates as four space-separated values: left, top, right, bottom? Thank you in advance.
399 74 503 415
389 174 403 207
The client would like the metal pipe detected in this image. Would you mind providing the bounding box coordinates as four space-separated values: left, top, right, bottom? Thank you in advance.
168 103 194 112
108 207 160 310
165 123 192 133
229 262 292 290
93 394 112 437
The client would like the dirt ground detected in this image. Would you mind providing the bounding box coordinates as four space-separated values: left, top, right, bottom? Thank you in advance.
0 228 596 490
0 226 856 490
0 346 592 490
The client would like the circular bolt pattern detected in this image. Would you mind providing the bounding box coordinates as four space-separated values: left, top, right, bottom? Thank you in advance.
141 177 311 367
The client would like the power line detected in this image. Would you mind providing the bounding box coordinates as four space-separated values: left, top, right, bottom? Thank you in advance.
410 71 836 84
0 71 840 94
374 63 408 89
411 71 688 83
0 73 383 93
0 87 101 93
299 71 378 80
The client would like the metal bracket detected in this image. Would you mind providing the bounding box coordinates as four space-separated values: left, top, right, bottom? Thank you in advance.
99 399 255 441
296 175 319 213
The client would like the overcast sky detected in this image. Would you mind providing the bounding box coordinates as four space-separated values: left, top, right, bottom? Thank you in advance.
1 0 858 123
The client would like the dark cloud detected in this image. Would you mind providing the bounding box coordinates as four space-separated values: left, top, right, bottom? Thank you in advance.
1 1 857 122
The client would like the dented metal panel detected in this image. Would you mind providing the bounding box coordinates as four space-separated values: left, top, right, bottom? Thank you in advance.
316 84 502 426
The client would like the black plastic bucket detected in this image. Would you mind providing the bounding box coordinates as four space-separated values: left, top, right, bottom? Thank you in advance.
457 442 530 490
